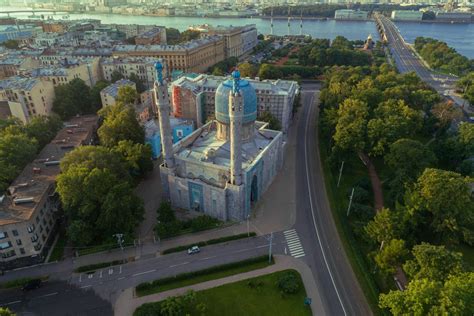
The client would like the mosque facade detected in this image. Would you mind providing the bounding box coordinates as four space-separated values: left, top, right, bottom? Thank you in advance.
154 61 285 221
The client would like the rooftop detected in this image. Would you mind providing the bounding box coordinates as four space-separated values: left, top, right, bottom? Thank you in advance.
113 35 222 53
137 27 163 39
101 56 158 65
0 76 40 91
176 120 278 171
0 115 98 226
101 79 135 99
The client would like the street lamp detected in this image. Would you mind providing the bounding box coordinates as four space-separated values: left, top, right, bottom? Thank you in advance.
246 214 250 237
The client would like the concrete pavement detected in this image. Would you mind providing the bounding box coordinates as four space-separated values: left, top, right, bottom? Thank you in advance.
115 255 325 316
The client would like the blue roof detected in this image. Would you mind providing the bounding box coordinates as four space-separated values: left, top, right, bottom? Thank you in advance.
101 79 135 98
215 77 257 124
0 76 39 91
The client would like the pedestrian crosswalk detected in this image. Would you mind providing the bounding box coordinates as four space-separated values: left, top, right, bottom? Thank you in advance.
284 229 305 259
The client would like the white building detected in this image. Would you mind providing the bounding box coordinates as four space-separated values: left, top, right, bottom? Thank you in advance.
391 10 424 21
100 79 136 107
171 74 298 134
334 9 369 20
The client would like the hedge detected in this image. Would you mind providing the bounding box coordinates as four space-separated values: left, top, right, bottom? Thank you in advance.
74 260 125 273
0 276 48 289
136 254 271 295
162 232 257 255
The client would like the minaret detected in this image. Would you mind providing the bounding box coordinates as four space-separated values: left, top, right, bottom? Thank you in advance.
154 61 175 169
229 70 243 186
270 7 274 36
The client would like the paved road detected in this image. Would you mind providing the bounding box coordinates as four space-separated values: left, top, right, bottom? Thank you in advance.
295 83 372 315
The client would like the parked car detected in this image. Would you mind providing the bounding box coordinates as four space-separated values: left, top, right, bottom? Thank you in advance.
187 246 200 255
21 279 42 291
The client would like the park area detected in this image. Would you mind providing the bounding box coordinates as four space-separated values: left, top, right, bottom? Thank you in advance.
133 269 312 316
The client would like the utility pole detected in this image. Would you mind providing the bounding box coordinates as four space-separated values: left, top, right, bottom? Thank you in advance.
114 233 124 251
268 232 273 264
337 160 345 187
346 187 355 217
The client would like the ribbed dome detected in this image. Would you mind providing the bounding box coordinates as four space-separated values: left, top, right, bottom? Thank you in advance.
215 77 257 125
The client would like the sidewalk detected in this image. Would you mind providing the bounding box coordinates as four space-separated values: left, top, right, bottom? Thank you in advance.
114 255 325 316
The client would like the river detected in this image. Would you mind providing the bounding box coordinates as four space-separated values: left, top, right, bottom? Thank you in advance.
2 8 473 58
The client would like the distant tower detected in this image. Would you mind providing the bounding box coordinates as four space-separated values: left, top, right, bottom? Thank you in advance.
228 70 243 186
300 10 303 36
154 61 175 169
287 7 291 36
270 7 274 36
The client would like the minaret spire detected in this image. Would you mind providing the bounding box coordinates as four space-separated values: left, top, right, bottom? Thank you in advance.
154 61 175 169
300 10 303 36
229 70 243 186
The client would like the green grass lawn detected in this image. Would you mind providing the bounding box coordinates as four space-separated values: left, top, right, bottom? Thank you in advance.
48 231 66 262
195 270 311 316
134 269 312 316
136 256 274 297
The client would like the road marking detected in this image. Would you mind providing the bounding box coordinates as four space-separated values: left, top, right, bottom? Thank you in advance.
87 273 93 279
256 244 268 248
119 265 122 274
304 95 347 315
2 300 21 306
169 262 189 268
80 285 92 289
108 268 114 275
79 274 82 282
199 256 216 260
33 292 58 299
132 269 156 277
284 229 306 259
117 277 125 281
99 270 103 278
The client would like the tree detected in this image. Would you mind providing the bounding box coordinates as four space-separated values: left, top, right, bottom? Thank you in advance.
52 78 92 119
211 67 224 76
2 40 19 49
25 114 63 149
113 140 153 176
379 278 442 315
128 73 146 93
277 270 301 294
0 132 37 170
374 239 409 274
238 62 258 78
165 27 180 44
98 103 144 147
110 70 124 83
365 208 403 244
458 122 474 156
436 272 474 315
333 98 368 154
90 80 110 111
0 307 15 316
406 168 474 245
258 111 281 130
116 86 138 105
431 101 463 128
367 99 422 156
385 138 437 181
403 243 463 281
257 64 283 80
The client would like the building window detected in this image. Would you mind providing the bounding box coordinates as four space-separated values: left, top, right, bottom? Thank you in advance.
35 217 40 224
12 230 18 236
31 234 39 243
27 224 35 233
0 241 12 250
0 231 7 239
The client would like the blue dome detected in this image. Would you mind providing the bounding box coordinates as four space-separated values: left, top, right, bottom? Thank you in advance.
215 78 257 124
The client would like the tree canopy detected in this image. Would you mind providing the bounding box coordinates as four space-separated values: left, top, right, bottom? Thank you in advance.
98 102 144 147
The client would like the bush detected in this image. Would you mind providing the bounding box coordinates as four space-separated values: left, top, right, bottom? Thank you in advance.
136 255 271 295
276 271 301 294
190 215 220 232
0 276 47 289
162 232 257 254
74 260 125 273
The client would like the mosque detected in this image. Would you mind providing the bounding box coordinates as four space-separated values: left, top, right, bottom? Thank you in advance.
154 61 284 221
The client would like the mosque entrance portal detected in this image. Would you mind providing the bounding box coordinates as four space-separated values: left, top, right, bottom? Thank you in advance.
250 175 258 204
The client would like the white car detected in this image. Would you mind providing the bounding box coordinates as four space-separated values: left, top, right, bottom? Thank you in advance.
187 246 200 255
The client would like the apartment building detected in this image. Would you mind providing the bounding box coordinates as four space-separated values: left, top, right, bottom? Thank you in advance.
112 35 225 73
171 74 298 133
29 57 101 87
0 115 98 270
0 77 55 123
106 24 161 39
192 24 257 58
101 57 166 89
135 27 167 45
100 79 136 107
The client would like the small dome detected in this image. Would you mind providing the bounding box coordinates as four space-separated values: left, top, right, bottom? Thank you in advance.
215 77 257 125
